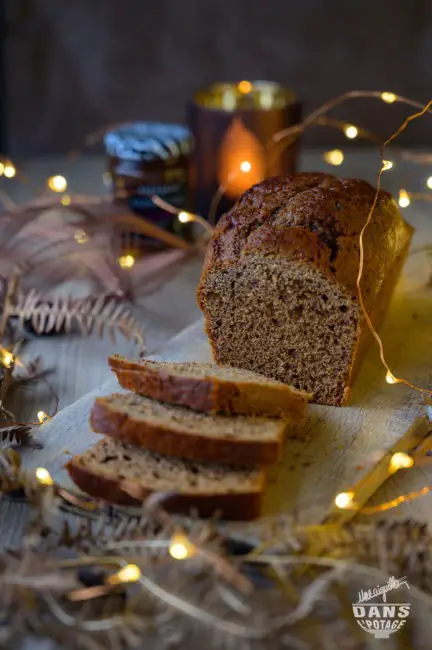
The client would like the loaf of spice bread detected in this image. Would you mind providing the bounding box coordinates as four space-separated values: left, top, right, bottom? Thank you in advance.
67 437 264 520
108 355 310 419
197 173 414 405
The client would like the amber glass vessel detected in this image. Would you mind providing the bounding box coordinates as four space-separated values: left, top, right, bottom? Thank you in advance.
188 81 301 220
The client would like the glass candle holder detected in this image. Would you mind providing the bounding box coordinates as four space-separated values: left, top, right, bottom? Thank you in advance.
188 81 302 220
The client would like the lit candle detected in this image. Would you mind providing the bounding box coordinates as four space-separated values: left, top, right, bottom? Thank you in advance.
217 120 265 197
188 81 301 219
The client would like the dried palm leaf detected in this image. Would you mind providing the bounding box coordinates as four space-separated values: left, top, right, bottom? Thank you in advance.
8 290 145 349
0 424 32 446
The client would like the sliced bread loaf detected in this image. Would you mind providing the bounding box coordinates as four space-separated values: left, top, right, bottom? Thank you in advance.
90 392 287 465
67 437 264 519
108 355 310 420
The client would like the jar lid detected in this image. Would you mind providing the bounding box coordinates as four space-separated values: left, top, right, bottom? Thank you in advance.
104 122 192 162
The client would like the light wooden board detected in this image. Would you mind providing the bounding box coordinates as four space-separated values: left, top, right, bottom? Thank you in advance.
20 287 432 525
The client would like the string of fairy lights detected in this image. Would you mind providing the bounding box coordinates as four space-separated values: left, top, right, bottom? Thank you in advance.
0 87 431 519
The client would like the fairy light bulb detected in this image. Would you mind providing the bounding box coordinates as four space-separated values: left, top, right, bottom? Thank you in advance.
323 149 344 166
426 176 432 189
240 160 252 173
334 491 355 510
4 163 16 178
169 533 195 560
385 370 400 384
389 452 414 474
37 411 48 423
1 349 14 368
344 125 358 139
382 160 393 171
118 254 135 269
398 190 410 208
61 195 72 206
48 175 68 192
108 564 141 584
178 211 194 223
238 80 252 94
381 92 397 104
74 229 89 244
35 467 53 486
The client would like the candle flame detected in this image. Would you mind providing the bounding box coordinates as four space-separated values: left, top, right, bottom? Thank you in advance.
218 119 265 197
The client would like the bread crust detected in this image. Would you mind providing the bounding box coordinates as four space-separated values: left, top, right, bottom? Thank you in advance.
197 173 413 309
108 356 309 420
66 460 263 520
90 397 284 466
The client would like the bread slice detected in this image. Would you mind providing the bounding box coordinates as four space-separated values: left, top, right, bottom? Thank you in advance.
108 355 310 420
66 437 264 520
90 392 287 465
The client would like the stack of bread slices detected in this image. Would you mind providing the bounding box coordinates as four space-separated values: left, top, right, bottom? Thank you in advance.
67 355 311 520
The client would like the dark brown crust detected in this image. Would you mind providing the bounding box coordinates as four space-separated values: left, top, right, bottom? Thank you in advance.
108 356 309 420
90 398 284 466
66 461 263 520
196 173 414 405
197 173 414 310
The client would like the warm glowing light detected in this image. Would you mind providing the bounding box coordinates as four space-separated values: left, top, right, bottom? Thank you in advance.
35 467 53 486
426 176 432 190
118 254 135 269
37 410 49 423
381 92 397 104
398 190 411 208
382 160 393 171
344 125 358 139
48 175 68 192
74 229 89 244
0 162 4 176
169 533 195 560
108 564 142 585
1 349 14 368
178 211 194 223
61 195 71 206
4 164 16 179
334 491 355 510
385 370 400 384
240 160 252 173
323 149 344 166
238 80 252 94
218 118 266 197
389 452 414 474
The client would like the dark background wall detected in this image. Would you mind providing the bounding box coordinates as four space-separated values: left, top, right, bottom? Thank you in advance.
4 0 432 155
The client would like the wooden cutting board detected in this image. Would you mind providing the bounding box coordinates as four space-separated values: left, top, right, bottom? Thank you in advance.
20 252 432 525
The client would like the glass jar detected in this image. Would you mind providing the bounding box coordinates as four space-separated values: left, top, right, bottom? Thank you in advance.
105 122 192 249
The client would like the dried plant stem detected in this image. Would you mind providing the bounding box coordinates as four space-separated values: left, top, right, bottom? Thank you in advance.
0 272 20 340
106 211 192 250
248 554 432 609
151 195 214 235
138 571 268 640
